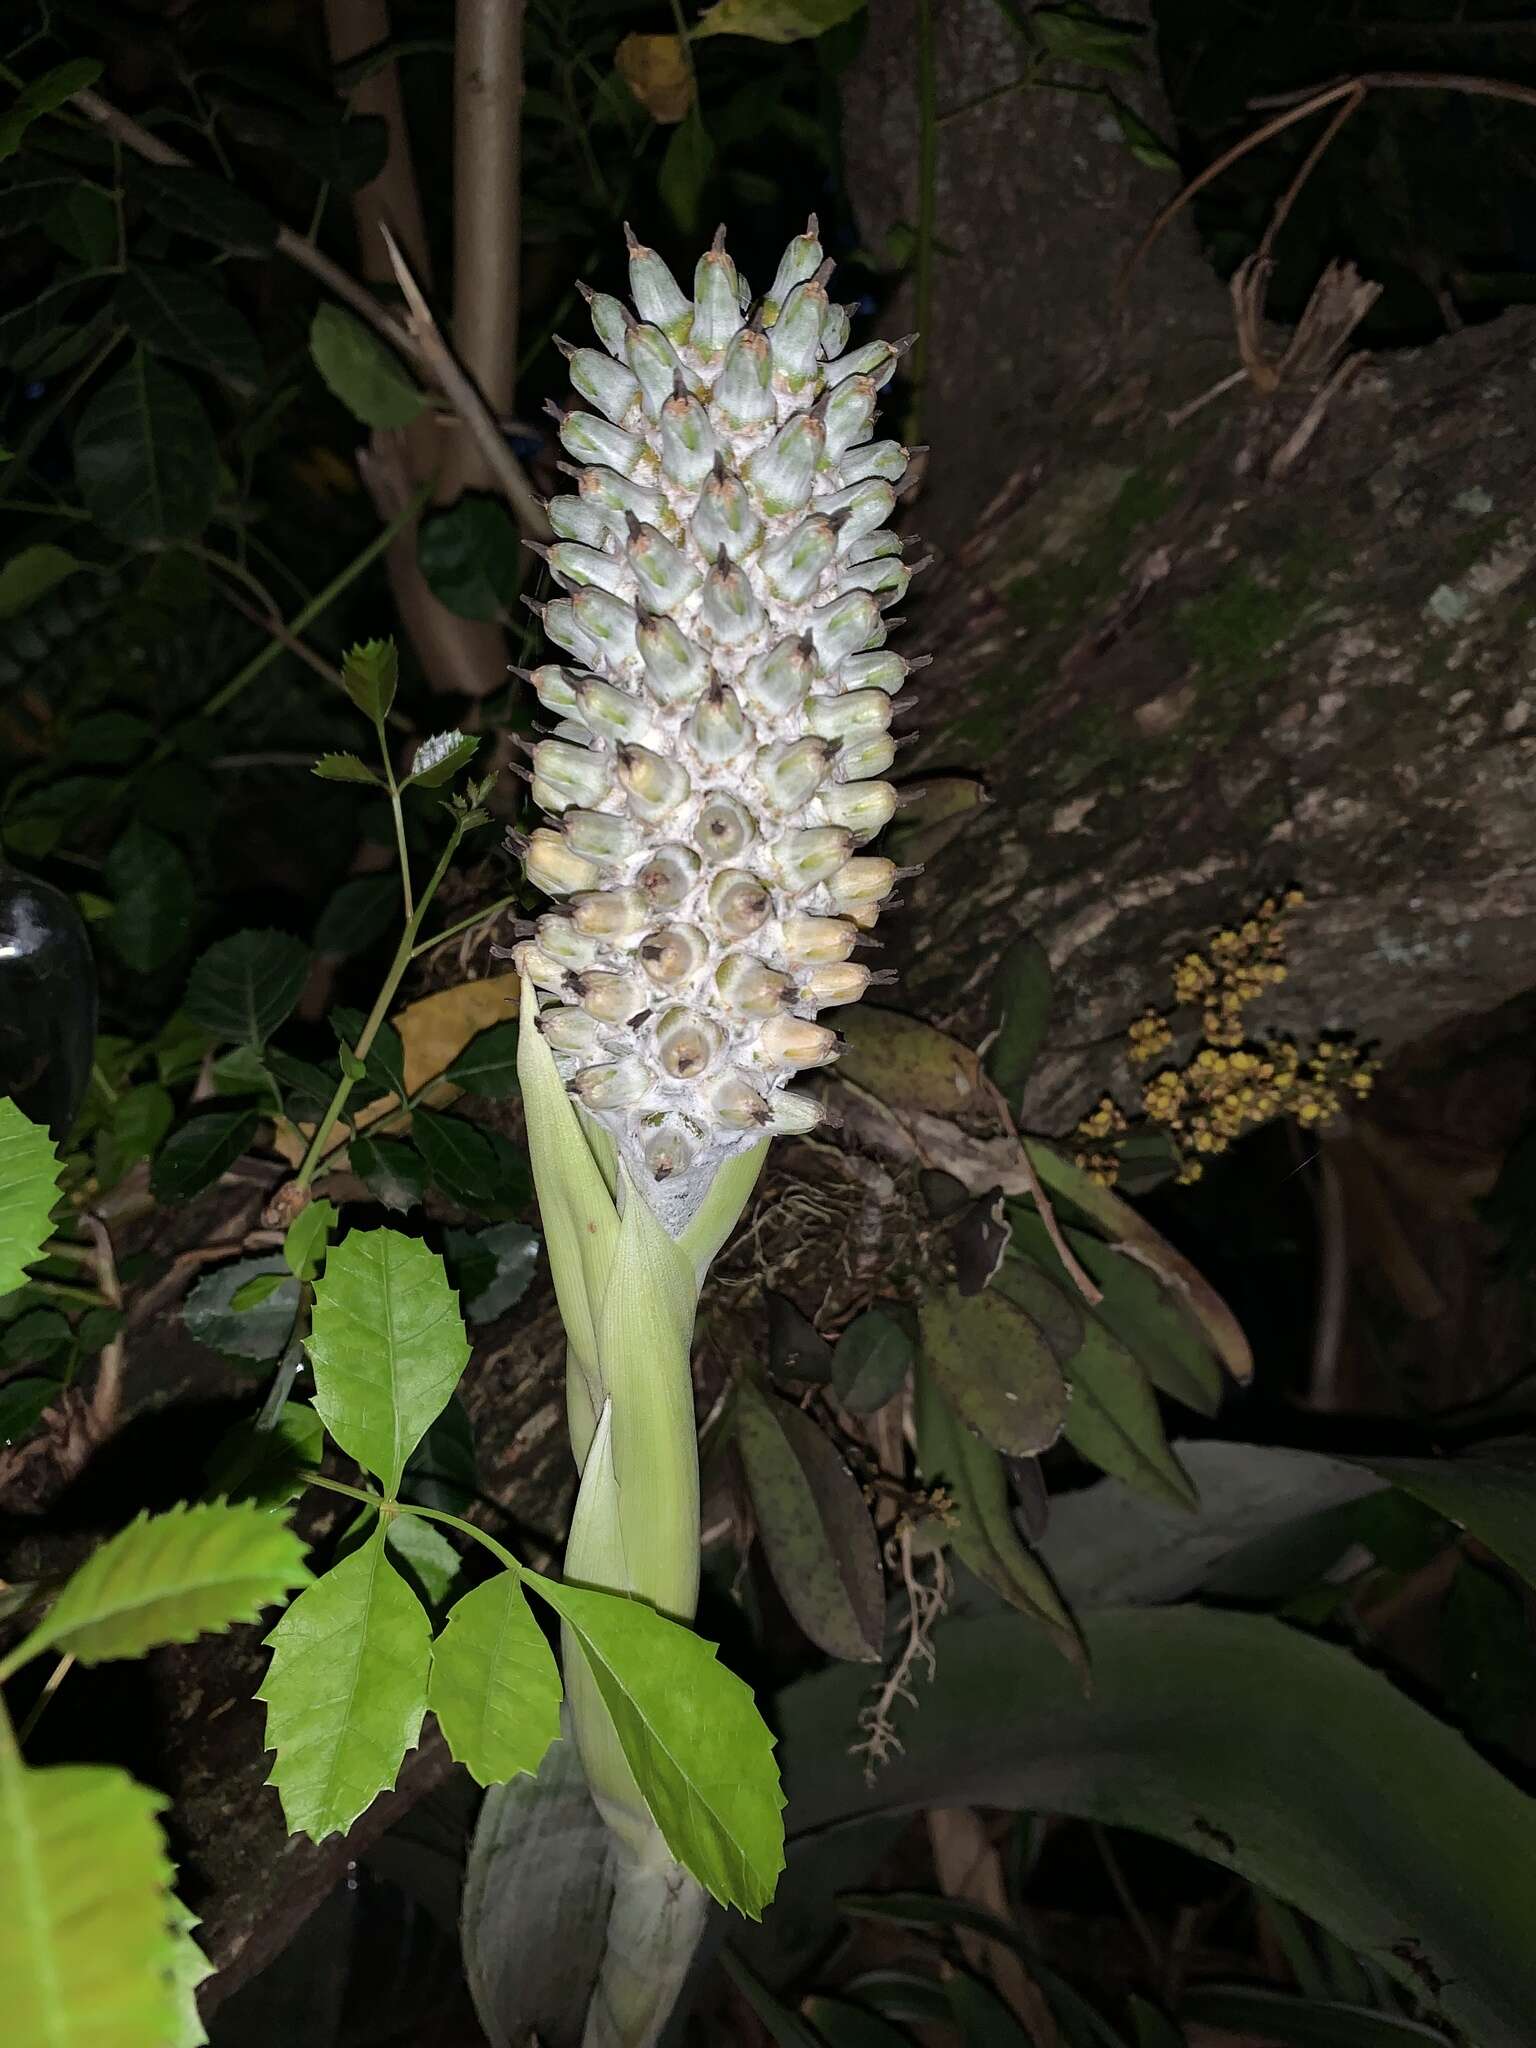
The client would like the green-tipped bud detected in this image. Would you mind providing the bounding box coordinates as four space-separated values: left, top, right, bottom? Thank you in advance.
780 914 858 964
821 300 852 358
617 743 691 821
809 588 882 665
746 413 824 517
686 679 751 762
574 970 648 1022
626 321 693 418
546 541 628 596
712 1070 772 1130
772 826 853 891
699 554 765 645
821 477 897 547
656 1007 722 1080
636 845 701 912
765 215 823 316
846 529 903 565
820 374 878 463
824 855 896 909
824 338 902 389
571 1058 650 1111
691 458 762 561
561 340 642 424
760 515 840 605
625 516 701 613
839 555 910 604
636 610 708 704
755 735 833 812
539 1004 608 1056
537 914 601 967
693 793 756 862
807 689 893 742
577 278 629 357
758 1014 838 1069
573 675 652 744
769 278 828 389
714 329 774 430
624 224 693 336
574 463 669 527
563 809 645 863
558 409 647 476
707 869 772 936
820 779 897 842
548 495 615 548
716 953 794 1016
572 887 649 939
518 943 569 993
659 389 717 487
741 635 815 717
801 961 874 1007
571 585 641 666
533 738 614 810
525 828 600 897
838 439 909 484
638 924 708 987
837 649 913 692
691 231 744 354
527 664 582 717
836 731 897 781
767 1090 825 1134
642 1119 696 1181
540 598 603 669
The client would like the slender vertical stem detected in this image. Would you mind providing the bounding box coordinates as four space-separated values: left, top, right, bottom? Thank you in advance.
911 0 938 444
447 0 524 496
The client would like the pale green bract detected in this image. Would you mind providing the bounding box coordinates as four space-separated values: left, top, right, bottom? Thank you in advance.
306 1227 470 1493
0 1096 60 1299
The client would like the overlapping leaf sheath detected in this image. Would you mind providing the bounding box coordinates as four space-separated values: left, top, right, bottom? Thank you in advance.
516 220 919 1222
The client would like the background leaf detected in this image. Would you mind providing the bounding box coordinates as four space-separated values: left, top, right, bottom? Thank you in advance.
204 1402 323 1508
103 821 195 973
125 159 279 253
310 304 425 428
15 1500 311 1666
918 1285 1067 1457
114 263 264 386
417 498 522 620
151 1109 259 1202
986 933 1052 1104
183 1254 300 1360
0 543 83 620
259 1525 432 1839
0 1097 60 1298
184 929 311 1046
831 1308 912 1415
427 1570 562 1786
306 1227 470 1493
444 1019 521 1099
74 351 218 542
1059 1314 1197 1512
693 0 866 41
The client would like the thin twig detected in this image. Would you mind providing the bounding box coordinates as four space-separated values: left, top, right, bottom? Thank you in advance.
1255 85 1364 269
979 1074 1102 1307
1091 1823 1164 1975
16 1653 75 1746
215 587 347 691
81 1214 125 1439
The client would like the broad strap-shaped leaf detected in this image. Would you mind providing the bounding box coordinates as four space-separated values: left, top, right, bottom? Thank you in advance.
528 1569 786 1917
913 1358 1082 1667
1059 1316 1198 1513
783 1606 1536 2047
0 1096 60 1298
1363 1457 1536 1593
9 1500 311 1671
735 1379 884 1663
259 1524 431 1840
306 1227 470 1493
428 1570 562 1786
918 1284 1067 1458
0 1748 179 2048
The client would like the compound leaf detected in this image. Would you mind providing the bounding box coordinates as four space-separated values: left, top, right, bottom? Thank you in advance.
428 1570 562 1786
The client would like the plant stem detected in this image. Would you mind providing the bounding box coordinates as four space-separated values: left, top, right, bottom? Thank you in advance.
302 1468 522 1574
16 1654 74 1746
409 890 519 959
377 718 416 925
294 817 467 1188
911 0 937 443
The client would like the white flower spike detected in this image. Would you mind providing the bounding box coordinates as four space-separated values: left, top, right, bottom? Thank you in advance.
517 220 919 1229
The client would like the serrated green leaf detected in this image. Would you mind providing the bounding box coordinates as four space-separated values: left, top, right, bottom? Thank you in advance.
151 1109 259 1203
0 1754 178 2048
693 0 863 41
913 1357 1080 1659
97 1080 175 1187
735 1379 884 1662
0 1098 60 1299
307 1227 470 1493
918 1285 1067 1457
168 1896 213 2048
428 1570 562 1785
311 305 424 428
444 1018 521 1100
349 1134 425 1213
412 1106 528 1208
1061 1314 1197 1512
103 820 195 973
340 637 399 722
312 751 382 785
184 929 311 1046
444 1219 540 1322
114 263 264 386
12 1500 311 1669
385 1511 463 1610
417 497 522 620
259 1524 432 1839
204 1402 324 1509
184 1254 299 1360
831 1308 912 1414
0 543 83 621
283 1197 336 1282
315 874 399 957
74 350 218 542
528 1569 786 1915
407 730 478 788
0 1376 61 1446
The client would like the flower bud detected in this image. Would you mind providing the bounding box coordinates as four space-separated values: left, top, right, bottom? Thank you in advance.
838 439 909 485
572 675 651 744
660 389 717 487
836 731 897 782
780 914 858 964
636 845 700 912
820 780 898 841
699 553 765 645
571 887 649 939
638 924 709 987
716 954 794 1016
692 458 762 561
617 743 691 821
540 598 602 669
562 809 643 863
558 410 646 477
765 216 823 316
708 869 772 936
574 463 668 527
571 1058 650 1111
820 477 896 547
546 541 628 597
801 962 872 1006
809 588 882 665
820 374 878 463
757 1015 839 1069
625 516 701 613
760 515 839 605
636 611 708 704
693 793 756 862
561 341 641 425
836 648 911 693
686 680 751 762
824 856 897 909
769 278 828 389
741 635 815 717
772 826 853 891
839 555 910 603
655 1007 721 1080
573 971 648 1024
577 278 629 357
518 944 569 992
627 321 694 418
711 1070 772 1129
714 329 774 429
746 413 824 517
532 739 614 811
571 585 641 667
767 1090 825 1134
807 689 893 742
755 735 833 812
691 232 744 355
526 664 582 717
547 495 614 548
821 299 851 358
540 1005 608 1056
625 224 692 336
643 1120 696 1181
536 914 600 967
525 828 599 896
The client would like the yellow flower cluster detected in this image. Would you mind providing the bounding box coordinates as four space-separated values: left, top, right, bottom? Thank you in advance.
1073 891 1378 1186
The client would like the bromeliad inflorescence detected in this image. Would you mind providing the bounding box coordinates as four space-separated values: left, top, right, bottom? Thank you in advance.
513 217 921 1231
